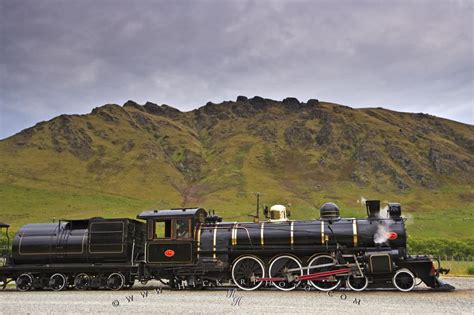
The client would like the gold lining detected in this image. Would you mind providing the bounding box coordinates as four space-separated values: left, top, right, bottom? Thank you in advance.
196 224 202 259
213 225 217 259
352 219 358 247
290 221 294 246
18 232 86 256
231 222 237 246
260 222 265 246
321 221 325 244
89 221 125 254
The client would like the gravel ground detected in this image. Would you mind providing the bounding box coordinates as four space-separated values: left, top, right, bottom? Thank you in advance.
0 277 472 315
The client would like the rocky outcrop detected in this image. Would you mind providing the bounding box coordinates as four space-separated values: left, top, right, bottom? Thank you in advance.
49 115 94 160
284 125 314 147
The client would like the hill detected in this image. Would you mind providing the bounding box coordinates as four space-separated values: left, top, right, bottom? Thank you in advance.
1 96 473 243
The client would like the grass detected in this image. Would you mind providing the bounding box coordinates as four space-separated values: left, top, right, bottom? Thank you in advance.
1 180 472 241
440 261 474 276
0 183 155 232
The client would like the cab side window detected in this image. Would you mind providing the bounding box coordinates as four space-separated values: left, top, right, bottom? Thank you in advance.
175 219 191 239
153 220 171 239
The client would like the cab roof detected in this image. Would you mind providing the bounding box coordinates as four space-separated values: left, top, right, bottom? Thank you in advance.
137 208 207 220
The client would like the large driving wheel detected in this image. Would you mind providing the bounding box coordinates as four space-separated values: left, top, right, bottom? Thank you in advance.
268 255 303 291
231 255 265 291
393 269 415 292
74 273 90 290
307 255 341 291
49 273 67 291
16 273 33 292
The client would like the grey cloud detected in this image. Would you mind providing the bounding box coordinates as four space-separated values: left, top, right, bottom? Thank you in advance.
1 0 473 139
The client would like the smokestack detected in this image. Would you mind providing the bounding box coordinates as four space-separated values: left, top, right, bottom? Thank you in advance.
366 200 380 218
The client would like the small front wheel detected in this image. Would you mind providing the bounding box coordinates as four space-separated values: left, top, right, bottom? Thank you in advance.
346 275 369 291
393 269 416 292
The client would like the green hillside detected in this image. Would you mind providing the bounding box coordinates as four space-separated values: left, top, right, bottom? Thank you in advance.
1 97 473 249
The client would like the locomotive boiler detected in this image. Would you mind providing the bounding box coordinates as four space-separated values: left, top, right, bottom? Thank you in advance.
0 200 454 292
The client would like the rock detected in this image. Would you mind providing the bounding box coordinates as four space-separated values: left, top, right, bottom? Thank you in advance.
249 96 266 106
123 100 144 111
315 123 332 146
143 102 161 115
167 148 205 181
49 116 94 160
161 104 182 116
91 105 121 123
249 122 277 142
307 99 320 106
236 95 248 102
284 125 314 146
388 145 437 188
282 97 300 107
131 112 160 132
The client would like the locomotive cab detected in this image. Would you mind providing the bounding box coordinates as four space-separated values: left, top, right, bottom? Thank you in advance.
137 208 207 265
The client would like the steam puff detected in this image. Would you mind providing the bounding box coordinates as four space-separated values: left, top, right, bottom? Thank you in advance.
379 205 389 218
374 223 389 244
374 205 390 244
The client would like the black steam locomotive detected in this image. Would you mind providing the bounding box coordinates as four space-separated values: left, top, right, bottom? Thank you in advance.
0 200 454 292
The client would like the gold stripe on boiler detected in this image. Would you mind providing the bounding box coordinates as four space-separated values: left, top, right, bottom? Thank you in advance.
321 221 325 244
290 221 294 246
352 219 358 247
213 225 217 259
231 222 237 246
196 225 202 259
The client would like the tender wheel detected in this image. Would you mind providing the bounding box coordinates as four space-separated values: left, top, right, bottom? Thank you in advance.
231 255 265 291
307 255 341 291
16 273 33 292
49 273 67 291
393 269 415 292
107 273 125 291
74 273 90 290
269 255 303 291
346 275 369 291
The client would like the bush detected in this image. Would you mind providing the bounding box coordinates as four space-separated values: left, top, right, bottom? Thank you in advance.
408 238 474 257
468 267 474 275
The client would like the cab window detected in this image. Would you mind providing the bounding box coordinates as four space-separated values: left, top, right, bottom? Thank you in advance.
175 219 191 239
153 220 171 239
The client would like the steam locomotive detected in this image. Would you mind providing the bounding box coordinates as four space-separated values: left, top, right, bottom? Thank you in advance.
0 200 454 292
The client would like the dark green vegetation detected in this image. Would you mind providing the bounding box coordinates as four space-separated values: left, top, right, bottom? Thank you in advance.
1 96 473 252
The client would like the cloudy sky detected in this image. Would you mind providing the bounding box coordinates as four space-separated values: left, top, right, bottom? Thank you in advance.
1 0 473 139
